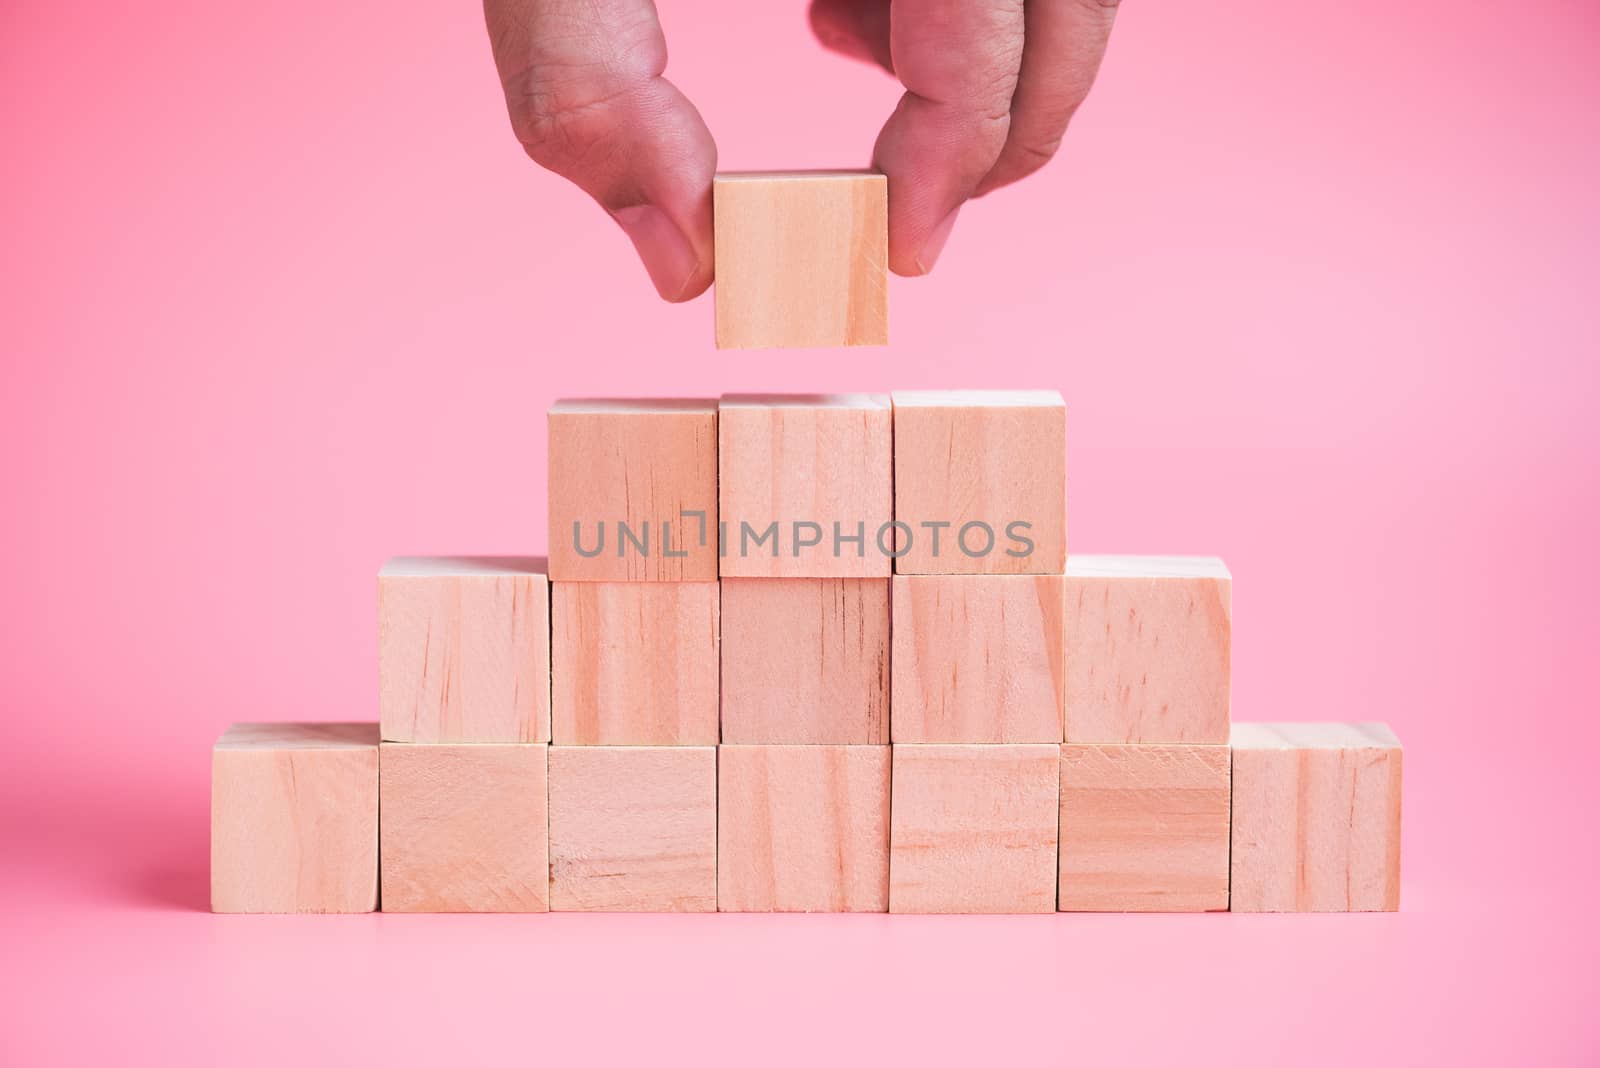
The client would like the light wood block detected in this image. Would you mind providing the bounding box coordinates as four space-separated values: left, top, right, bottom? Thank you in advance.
378 556 550 744
718 394 892 578
1064 555 1231 744
891 390 1066 575
548 746 717 912
721 578 889 744
889 743 1060 914
1058 744 1230 912
211 723 378 914
891 574 1064 743
551 581 719 745
1231 722 1403 912
547 399 718 582
379 743 549 913
713 171 888 350
718 745 890 912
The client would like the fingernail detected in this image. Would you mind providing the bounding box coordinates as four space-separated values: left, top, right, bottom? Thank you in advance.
612 204 701 301
915 206 961 274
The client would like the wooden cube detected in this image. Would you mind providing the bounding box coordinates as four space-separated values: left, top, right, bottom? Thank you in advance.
713 171 888 350
718 394 892 578
550 581 719 745
547 399 718 582
891 575 1064 743
378 556 550 744
1231 722 1403 912
1064 555 1231 744
211 723 377 913
889 744 1059 914
379 743 549 913
1058 744 1230 912
548 746 717 912
721 578 889 744
718 745 890 912
891 390 1066 575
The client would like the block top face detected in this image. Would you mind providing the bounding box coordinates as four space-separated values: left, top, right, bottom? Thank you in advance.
216 722 378 750
1066 555 1230 580
891 389 1065 409
549 398 717 416
720 393 890 411
379 556 547 578
715 170 883 183
1232 722 1402 750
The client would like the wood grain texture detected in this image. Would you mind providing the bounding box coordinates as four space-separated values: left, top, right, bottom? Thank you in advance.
718 393 892 578
1058 744 1230 912
891 575 1064 743
1230 722 1403 912
211 723 378 914
889 743 1060 914
548 746 717 912
713 171 887 350
551 581 720 745
891 390 1066 575
547 399 718 582
378 556 549 744
379 743 549 913
718 745 890 912
1064 555 1231 744
720 578 889 744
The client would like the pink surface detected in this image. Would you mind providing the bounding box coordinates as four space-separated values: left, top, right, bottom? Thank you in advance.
3 0 1597 1064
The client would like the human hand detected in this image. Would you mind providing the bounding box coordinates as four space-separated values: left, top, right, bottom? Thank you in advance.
484 0 1119 301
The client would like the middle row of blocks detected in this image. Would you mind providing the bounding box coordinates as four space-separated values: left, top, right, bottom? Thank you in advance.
378 557 1231 745
378 742 1229 913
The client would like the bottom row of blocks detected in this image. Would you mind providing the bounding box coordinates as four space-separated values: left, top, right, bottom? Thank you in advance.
214 724 1401 914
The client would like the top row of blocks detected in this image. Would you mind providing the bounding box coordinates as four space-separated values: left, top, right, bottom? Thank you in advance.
548 391 1066 581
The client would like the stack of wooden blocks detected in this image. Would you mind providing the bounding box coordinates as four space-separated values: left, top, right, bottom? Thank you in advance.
211 172 1400 916
211 388 1403 916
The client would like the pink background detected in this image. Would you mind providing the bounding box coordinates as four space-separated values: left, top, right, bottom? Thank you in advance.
4 0 1598 1063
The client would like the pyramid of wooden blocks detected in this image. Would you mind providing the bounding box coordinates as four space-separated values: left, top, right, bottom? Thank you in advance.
889 744 1060 914
892 573 1065 743
718 745 890 912
1058 744 1230 911
892 390 1066 575
713 172 888 350
380 743 548 912
211 723 378 913
378 556 550 744
718 394 892 578
547 399 718 582
213 378 1408 917
1231 722 1403 912
548 746 717 912
1064 555 1231 744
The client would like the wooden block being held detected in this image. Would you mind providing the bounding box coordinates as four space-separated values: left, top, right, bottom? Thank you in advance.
551 581 719 745
1231 722 1403 912
891 390 1066 574
713 171 887 350
721 578 888 745
548 746 717 912
211 723 378 914
1058 744 1230 912
718 745 890 912
378 556 549 744
379 743 549 913
889 743 1059 914
891 574 1064 743
547 399 718 582
718 393 892 578
1064 555 1231 744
